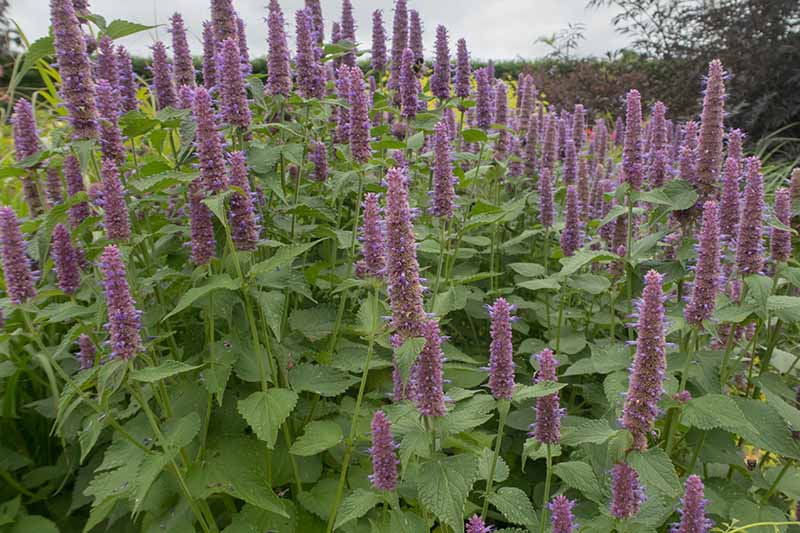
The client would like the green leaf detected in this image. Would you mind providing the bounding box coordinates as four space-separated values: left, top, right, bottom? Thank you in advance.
289 363 359 397
333 489 383 529
477 447 509 483
288 305 337 341
104 19 159 39
187 436 288 517
488 487 538 530
131 360 203 383
119 111 159 137
237 389 298 449
735 398 800 459
79 413 106 463
558 250 618 276
356 292 383 336
164 274 241 319
9 516 58 533
407 131 425 151
628 448 681 498
516 278 561 291
512 381 566 402
0 496 20 527
18 37 54 81
745 274 773 310
250 240 324 277
552 461 603 503
394 337 426 392
767 295 800 322
728 499 789 533
682 394 754 433
568 273 611 294
417 454 478 533
436 394 495 435
560 418 617 446
638 179 697 210
462 128 488 143
763 388 800 432
130 170 198 193
508 263 546 277
290 420 343 456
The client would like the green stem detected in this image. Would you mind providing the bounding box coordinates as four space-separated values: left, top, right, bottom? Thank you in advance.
555 284 567 353
761 460 793 504
539 444 553 533
429 218 450 312
481 399 510 519
665 327 696 455
326 308 378 532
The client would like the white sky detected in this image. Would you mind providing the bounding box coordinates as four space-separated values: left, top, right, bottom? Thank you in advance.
10 0 631 60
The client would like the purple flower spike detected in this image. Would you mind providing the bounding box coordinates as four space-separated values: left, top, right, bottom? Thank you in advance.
563 136 577 185
685 201 721 326
218 38 252 131
540 113 558 174
621 270 667 450
45 167 64 207
202 21 217 90
188 180 216 265
488 298 515 400
371 10 387 74
227 151 260 251
429 119 456 219
266 0 292 96
236 17 251 77
614 116 625 146
357 193 385 279
334 65 351 143
539 169 555 229
369 411 399 491
350 67 372 164
560 185 582 257
116 46 138 113
671 475 712 533
735 157 765 275
170 13 195 89
64 155 90 229
0 207 36 304
305 0 324 44
96 36 118 88
465 515 492 533
77 334 96 370
192 87 228 193
572 103 586 151
454 38 470 100
51 223 81 294
649 101 668 154
211 0 237 44
12 99 41 162
389 0 408 91
310 141 328 182
771 187 792 263
610 462 645 520
549 495 577 533
340 0 356 66
494 81 510 159
414 319 447 417
98 245 142 361
524 114 539 176
475 67 493 131
295 9 324 99
431 25 451 102
51 0 98 139
622 89 643 190
101 158 131 241
727 129 744 175
385 167 426 337
150 41 177 110
696 60 726 201
408 9 423 65
532 348 565 444
400 48 418 120
95 79 126 165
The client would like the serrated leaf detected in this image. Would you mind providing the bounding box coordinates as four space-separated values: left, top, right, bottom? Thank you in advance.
130 170 198 192
511 381 566 402
517 278 561 291
477 447 509 483
407 131 425 151
131 360 203 383
682 394 753 432
249 240 324 277
164 274 241 320
436 394 495 435
558 250 618 276
488 487 537 530
104 19 159 39
333 489 383 529
767 295 800 322
417 454 478 533
628 448 681 498
462 128 488 143
509 262 546 277
356 292 383 336
560 418 617 446
237 389 298 449
289 363 359 397
288 305 337 341
290 420 343 456
552 461 603 503
735 398 800 459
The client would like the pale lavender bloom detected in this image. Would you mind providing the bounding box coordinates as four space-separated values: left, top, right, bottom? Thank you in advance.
560 185 582 257
371 10 387 74
408 9 423 65
487 298 515 399
305 0 324 44
98 245 143 360
101 158 131 241
349 67 372 163
340 0 356 66
170 13 195 88
116 46 138 113
388 0 408 91
735 157 765 275
51 223 81 294
671 475 712 533
540 113 558 174
431 25 450 101
465 515 491 533
45 167 64 207
188 180 216 265
475 67 493 130
236 17 251 76
531 348 564 444
549 495 577 533
266 1 291 95
413 318 447 417
202 21 217 90
217 37 252 130
563 136 577 185
64 155 90 229
95 36 118 88
771 187 792 263
77 334 96 369
356 193 385 279
295 9 325 99
572 103 586 151
621 270 667 450
610 462 645 519
227 151 260 251
622 89 643 190
538 168 555 229
0 207 36 304
454 38 470 100
429 120 457 218
309 141 328 182
211 0 238 44
696 60 726 201
192 87 228 193
684 201 721 326
400 48 417 120
95 79 126 165
334 65 351 143
12 99 41 162
494 81 510 159
369 411 398 491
